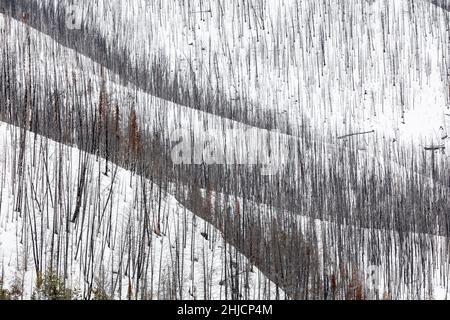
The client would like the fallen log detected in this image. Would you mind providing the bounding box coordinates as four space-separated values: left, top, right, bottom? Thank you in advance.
337 130 375 140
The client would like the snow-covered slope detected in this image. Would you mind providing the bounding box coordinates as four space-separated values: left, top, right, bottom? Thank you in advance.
0 1 448 301
3 10 446 180
0 12 294 173
200 186 450 300
2 0 448 149
15 0 447 145
0 121 282 299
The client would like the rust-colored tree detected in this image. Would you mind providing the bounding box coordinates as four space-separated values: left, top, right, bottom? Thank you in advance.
203 182 213 217
113 104 122 144
128 109 141 163
98 82 110 174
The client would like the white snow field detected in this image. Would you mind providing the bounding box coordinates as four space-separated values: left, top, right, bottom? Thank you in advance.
0 122 283 299
1 8 447 177
199 186 450 300
0 0 448 301
24 0 448 146
0 12 295 172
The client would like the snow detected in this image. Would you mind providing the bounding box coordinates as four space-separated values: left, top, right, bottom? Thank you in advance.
41 0 448 146
0 11 294 173
3 0 448 149
199 186 450 300
2 0 448 164
0 0 448 300
2 9 442 181
0 122 282 299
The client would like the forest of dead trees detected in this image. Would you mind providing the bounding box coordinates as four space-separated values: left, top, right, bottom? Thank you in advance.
0 0 449 299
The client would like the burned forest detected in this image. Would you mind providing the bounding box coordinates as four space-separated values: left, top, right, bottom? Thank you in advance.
0 0 449 301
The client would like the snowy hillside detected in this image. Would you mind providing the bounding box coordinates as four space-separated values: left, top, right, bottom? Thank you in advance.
0 0 449 301
0 121 282 299
4 0 447 145
1 10 445 180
